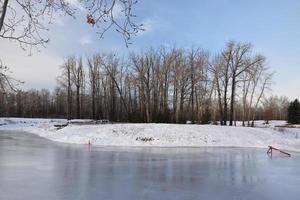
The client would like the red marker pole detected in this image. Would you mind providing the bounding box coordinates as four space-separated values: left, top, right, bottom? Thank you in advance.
267 145 291 157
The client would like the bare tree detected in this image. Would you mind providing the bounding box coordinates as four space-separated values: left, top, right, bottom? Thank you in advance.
241 70 252 126
220 45 232 125
209 55 226 125
57 57 74 120
71 57 84 119
88 54 101 119
209 51 231 126
0 61 22 92
250 71 273 126
103 53 128 120
187 48 198 123
245 63 271 126
228 41 265 126
0 0 143 49
131 52 152 122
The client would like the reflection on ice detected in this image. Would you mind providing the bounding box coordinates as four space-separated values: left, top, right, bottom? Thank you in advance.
0 131 300 200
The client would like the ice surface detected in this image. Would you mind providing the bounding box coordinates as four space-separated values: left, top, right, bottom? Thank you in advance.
0 130 300 200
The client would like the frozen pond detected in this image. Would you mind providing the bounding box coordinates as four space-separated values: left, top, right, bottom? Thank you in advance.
0 131 300 200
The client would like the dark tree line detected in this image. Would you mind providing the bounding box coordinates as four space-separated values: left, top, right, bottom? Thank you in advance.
288 99 300 124
0 42 289 125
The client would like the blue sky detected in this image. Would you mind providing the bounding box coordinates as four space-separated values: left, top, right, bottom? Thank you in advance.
1 0 300 99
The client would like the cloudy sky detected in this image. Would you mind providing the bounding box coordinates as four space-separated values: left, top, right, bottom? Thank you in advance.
1 0 300 99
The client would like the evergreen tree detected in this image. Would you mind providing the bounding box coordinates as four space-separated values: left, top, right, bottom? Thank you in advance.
287 99 300 124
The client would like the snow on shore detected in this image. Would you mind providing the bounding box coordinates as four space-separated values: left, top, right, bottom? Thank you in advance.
1 118 300 152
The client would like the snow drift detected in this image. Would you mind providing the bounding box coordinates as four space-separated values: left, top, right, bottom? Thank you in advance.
1 118 300 152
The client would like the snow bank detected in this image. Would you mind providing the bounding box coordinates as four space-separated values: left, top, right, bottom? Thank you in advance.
0 118 66 129
1 118 300 152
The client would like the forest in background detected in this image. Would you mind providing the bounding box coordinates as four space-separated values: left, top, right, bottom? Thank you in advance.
0 41 291 125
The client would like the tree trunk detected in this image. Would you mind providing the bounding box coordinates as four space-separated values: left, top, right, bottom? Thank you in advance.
223 80 228 126
67 67 72 120
0 0 9 32
229 74 236 126
92 85 95 119
76 85 80 119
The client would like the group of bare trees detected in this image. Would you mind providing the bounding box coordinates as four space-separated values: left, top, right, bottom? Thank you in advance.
1 41 289 125
0 89 56 118
209 42 274 126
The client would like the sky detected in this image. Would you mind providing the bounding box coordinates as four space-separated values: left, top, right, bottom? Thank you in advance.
1 0 300 99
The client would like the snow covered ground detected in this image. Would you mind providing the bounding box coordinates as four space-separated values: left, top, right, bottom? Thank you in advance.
1 118 300 152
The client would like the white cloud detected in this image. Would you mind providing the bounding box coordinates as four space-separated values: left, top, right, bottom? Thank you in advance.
137 17 160 36
112 3 123 19
0 40 62 91
79 35 92 45
65 0 86 12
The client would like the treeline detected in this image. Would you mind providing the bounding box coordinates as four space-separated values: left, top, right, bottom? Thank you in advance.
0 41 290 125
288 99 300 124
